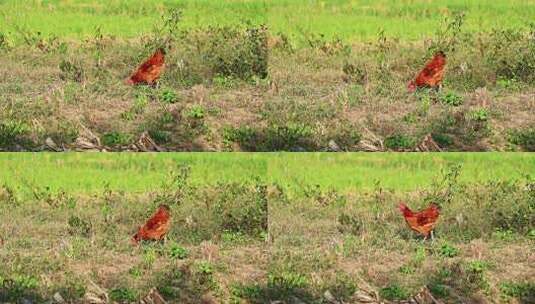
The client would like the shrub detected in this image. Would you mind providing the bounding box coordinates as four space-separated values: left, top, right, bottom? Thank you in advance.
264 123 314 151
483 180 534 234
223 126 257 150
156 165 192 206
384 134 416 150
500 281 535 301
431 133 454 147
379 284 410 301
330 123 362 150
178 24 268 81
428 282 449 298
268 271 308 293
509 127 535 151
48 121 79 145
342 62 366 84
148 130 171 144
109 287 137 302
485 26 535 84
169 244 189 260
328 272 358 300
59 59 84 82
0 32 12 51
223 123 316 151
304 185 346 207
0 184 20 206
437 242 460 258
159 89 179 104
428 109 490 148
212 181 268 238
468 108 489 122
428 261 489 299
156 263 217 300
230 283 265 302
186 105 205 119
101 131 133 147
439 91 464 106
0 274 41 302
67 215 92 237
0 120 29 148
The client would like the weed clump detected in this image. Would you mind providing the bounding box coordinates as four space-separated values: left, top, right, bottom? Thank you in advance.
439 91 464 106
101 131 133 148
59 59 84 82
156 263 217 302
67 215 92 237
0 184 20 206
0 120 29 148
500 281 535 302
223 123 317 151
0 274 41 303
485 25 535 84
482 180 535 235
267 271 309 297
384 134 416 151
509 126 535 151
427 261 490 300
212 180 268 238
109 287 137 302
379 284 410 301
173 24 268 84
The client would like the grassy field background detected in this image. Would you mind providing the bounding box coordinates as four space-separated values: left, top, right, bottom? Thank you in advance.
267 0 535 42
1 153 534 194
1 0 534 152
270 152 535 192
1 153 534 303
0 0 268 39
0 153 267 194
1 0 534 41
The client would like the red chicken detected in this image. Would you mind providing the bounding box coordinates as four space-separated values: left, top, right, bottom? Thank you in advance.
126 48 166 86
408 51 446 92
398 202 440 240
132 204 171 245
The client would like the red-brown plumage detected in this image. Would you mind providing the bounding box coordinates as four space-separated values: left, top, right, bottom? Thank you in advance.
398 202 440 239
408 51 446 92
132 204 171 245
126 48 166 86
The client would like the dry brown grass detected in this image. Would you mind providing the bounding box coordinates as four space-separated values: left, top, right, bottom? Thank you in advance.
1 26 535 152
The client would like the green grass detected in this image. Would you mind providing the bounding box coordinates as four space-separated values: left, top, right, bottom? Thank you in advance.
0 0 267 39
269 155 534 303
1 0 534 42
267 0 535 42
0 153 266 195
1 153 534 195
1 153 533 303
269 153 535 192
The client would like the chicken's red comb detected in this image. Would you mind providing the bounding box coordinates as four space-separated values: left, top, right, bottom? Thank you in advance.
407 81 416 92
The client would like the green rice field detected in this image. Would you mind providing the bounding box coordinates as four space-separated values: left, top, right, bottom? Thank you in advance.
1 153 533 195
1 0 534 41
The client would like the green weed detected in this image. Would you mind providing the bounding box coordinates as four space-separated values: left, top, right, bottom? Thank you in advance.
379 284 410 301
